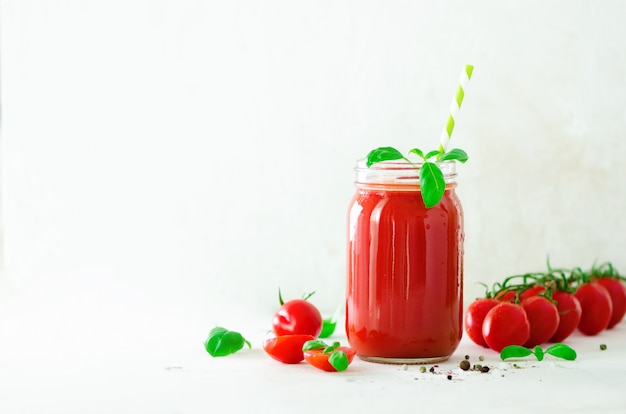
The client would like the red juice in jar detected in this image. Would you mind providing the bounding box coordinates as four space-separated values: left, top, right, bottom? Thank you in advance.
346 159 464 364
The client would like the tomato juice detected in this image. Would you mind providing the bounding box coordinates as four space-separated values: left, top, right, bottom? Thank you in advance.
346 160 464 364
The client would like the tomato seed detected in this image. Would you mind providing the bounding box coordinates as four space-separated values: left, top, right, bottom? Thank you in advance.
459 360 470 371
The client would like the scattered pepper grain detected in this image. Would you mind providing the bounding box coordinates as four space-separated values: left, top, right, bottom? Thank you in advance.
419 366 427 373
600 344 607 351
459 360 470 371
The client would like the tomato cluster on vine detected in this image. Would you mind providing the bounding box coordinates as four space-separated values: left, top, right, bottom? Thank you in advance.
465 261 626 352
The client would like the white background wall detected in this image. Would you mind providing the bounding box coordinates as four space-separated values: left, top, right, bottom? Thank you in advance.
1 1 625 352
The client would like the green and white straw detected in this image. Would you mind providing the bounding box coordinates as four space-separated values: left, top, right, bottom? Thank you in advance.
438 64 474 153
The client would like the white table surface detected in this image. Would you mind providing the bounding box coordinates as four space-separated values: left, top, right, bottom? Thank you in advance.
1 294 625 414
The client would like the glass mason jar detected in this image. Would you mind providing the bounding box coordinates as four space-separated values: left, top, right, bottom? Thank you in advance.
346 159 464 364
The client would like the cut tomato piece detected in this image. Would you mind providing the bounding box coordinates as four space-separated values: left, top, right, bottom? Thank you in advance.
303 346 357 372
263 334 315 364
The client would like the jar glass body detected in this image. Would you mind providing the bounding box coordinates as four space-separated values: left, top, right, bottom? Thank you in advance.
346 160 464 364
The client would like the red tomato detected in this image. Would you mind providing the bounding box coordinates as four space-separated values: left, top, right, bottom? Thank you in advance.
494 290 517 302
521 296 560 347
575 282 613 336
272 299 323 337
303 346 357 372
595 277 626 328
263 334 315 364
482 302 530 352
519 285 547 301
548 290 582 342
464 298 499 347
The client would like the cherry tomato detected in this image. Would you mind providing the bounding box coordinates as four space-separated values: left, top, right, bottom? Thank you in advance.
519 285 547 301
464 298 499 347
521 296 560 347
575 282 613 336
494 290 517 302
482 302 530 352
272 298 323 337
595 277 626 328
303 346 357 372
496 285 547 303
548 290 582 342
263 334 315 364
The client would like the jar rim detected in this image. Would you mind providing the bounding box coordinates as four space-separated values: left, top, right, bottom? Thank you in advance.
355 158 456 168
354 159 458 187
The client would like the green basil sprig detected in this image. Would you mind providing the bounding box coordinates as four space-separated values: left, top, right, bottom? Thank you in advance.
302 339 330 351
204 326 251 357
500 343 577 361
366 146 468 208
302 340 349 372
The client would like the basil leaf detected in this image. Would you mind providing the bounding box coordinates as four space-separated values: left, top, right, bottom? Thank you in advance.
322 341 340 354
419 161 445 208
500 345 534 360
533 345 544 361
425 149 442 160
209 326 228 337
302 340 327 351
408 148 425 159
319 318 337 338
545 343 577 361
319 306 341 338
366 147 405 167
204 327 250 357
438 148 469 163
328 350 349 372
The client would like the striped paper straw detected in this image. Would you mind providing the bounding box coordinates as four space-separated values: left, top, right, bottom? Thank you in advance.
439 64 474 153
